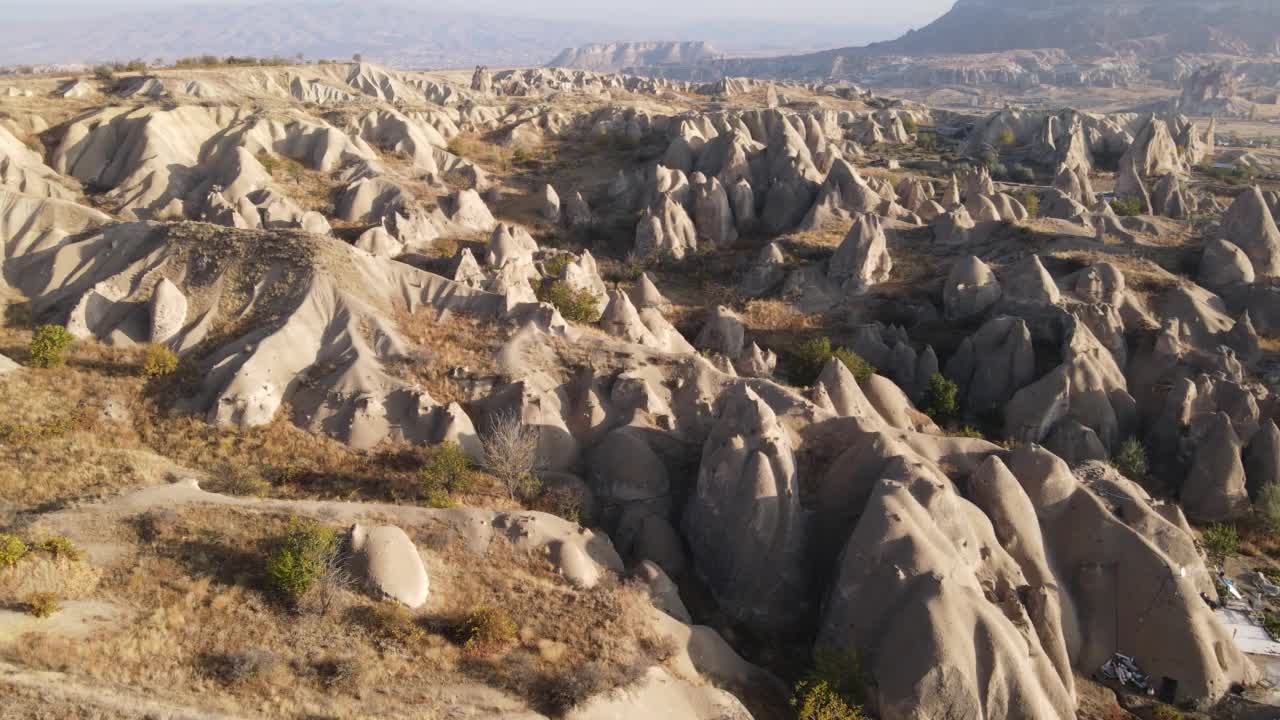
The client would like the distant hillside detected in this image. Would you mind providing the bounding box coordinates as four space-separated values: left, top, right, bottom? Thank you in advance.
0 1 905 69
716 0 1280 80
548 42 720 73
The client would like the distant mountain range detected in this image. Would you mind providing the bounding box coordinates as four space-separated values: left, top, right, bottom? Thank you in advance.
716 0 1280 80
0 1 905 69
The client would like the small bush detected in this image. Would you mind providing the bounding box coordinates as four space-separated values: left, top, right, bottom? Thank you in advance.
922 373 959 421
901 115 918 134
362 602 424 645
460 604 518 655
92 65 115 82
955 426 985 440
537 280 600 323
1202 523 1239 564
140 344 179 378
1152 704 1184 720
1020 191 1040 218
312 656 364 691
266 518 338 604
418 442 474 501
1256 481 1280 533
791 337 875 386
0 534 28 568
512 147 533 165
1005 163 1035 183
446 137 466 157
26 593 60 618
1111 437 1148 482
482 410 541 501
998 128 1016 146
28 324 74 368
208 463 270 497
1264 612 1280 642
201 650 276 685
1110 196 1143 217
37 536 83 561
791 679 867 720
541 254 573 279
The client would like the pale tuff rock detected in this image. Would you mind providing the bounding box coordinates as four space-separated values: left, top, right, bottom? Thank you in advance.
828 214 892 294
932 205 976 245
813 358 883 423
450 248 485 288
1181 412 1251 523
1005 446 1256 704
990 192 1029 222
635 193 697 261
943 255 1002 321
1219 186 1280 277
1119 115 1186 180
540 183 561 223
349 523 430 608
683 385 809 632
446 188 498 234
149 278 188 345
691 173 738 249
1245 420 1280 499
1061 320 1137 452
632 273 672 314
945 316 1035 418
561 250 609 306
1199 239 1256 287
337 177 411 222
695 306 746 359
599 290 660 348
1002 255 1060 304
354 225 403 258
1043 419 1109 466
1041 189 1090 223
0 125 75 201
727 178 756 234
739 242 787 298
820 453 1074 720
965 193 1002 222
485 223 538 269
1052 164 1095 207
1004 364 1070 444
942 173 962 208
1151 173 1189 219
563 191 594 228
735 342 778 379
1114 156 1152 214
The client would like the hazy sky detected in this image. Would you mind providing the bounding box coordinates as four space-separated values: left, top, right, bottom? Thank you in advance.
0 0 956 25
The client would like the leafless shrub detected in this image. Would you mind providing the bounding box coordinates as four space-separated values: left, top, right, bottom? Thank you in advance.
305 549 352 617
481 410 541 501
200 650 277 685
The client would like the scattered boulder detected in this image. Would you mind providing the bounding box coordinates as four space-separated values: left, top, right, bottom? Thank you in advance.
349 524 430 609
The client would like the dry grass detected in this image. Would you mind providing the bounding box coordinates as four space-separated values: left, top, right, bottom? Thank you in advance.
390 306 506 405
4 503 668 718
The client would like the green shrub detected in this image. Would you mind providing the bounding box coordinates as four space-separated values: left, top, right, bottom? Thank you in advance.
542 254 573 278
140 344 179 378
92 65 115 82
901 115 918 134
537 280 600 323
997 129 1016 146
512 147 533 165
362 602 424 644
1109 196 1143 217
791 337 876 386
28 324 74 368
922 373 958 421
1264 612 1280 642
460 605 518 655
1152 704 1183 720
266 518 337 603
955 426 986 440
1020 191 1040 218
791 648 869 720
1256 481 1280 533
418 442 474 502
423 488 456 509
1111 437 1148 482
26 592 60 618
37 536 83 561
1201 523 1239 564
0 534 28 568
